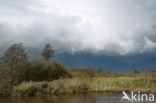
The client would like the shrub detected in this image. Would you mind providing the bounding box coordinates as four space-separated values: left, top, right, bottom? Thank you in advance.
133 69 139 73
27 59 72 81
96 69 105 77
69 68 95 77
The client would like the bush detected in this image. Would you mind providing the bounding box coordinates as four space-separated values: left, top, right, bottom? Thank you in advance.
96 69 105 77
27 59 72 81
69 68 95 77
133 69 139 73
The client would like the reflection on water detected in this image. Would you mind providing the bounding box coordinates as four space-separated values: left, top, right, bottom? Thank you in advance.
0 92 155 103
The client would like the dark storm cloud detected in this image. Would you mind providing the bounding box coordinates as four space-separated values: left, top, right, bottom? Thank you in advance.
0 0 156 55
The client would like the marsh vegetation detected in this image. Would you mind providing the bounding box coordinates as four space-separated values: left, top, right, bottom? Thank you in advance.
0 43 156 97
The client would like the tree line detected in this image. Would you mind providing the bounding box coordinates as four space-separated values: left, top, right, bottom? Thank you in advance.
0 43 71 96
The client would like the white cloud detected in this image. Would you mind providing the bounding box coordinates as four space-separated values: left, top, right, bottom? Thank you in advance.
142 37 156 52
0 0 156 55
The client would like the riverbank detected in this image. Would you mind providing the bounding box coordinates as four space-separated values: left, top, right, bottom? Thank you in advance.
13 77 156 97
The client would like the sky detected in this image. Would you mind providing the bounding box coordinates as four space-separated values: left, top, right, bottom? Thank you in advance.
0 0 156 72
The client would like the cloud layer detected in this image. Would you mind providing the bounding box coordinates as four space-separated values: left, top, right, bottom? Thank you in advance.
0 0 156 55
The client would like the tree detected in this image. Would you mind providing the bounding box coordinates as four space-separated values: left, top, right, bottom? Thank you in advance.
97 69 105 77
2 43 28 89
42 43 54 61
133 69 139 73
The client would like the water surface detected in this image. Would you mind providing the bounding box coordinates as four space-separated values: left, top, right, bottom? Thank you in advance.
0 92 155 103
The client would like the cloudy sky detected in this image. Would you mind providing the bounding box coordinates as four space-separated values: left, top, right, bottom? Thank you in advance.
0 0 156 72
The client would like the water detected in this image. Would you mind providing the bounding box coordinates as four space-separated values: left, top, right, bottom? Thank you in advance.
0 92 155 103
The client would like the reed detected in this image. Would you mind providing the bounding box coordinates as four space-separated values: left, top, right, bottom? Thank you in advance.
13 76 156 97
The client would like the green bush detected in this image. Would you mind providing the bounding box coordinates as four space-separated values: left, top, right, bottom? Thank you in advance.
69 68 95 77
27 59 72 81
96 69 105 77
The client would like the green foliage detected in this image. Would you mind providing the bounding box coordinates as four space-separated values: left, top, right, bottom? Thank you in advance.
0 43 29 95
13 76 156 97
0 43 71 96
2 43 28 66
0 68 11 96
13 78 90 96
13 81 48 97
1 43 156 97
133 69 139 73
27 59 72 81
2 43 28 84
106 71 111 74
96 69 105 77
53 61 72 78
69 68 95 77
42 43 54 61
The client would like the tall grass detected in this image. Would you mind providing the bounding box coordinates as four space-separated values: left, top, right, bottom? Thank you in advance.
13 78 90 97
13 76 156 97
89 77 156 91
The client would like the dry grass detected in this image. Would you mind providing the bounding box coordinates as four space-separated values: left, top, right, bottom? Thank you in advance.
13 73 156 97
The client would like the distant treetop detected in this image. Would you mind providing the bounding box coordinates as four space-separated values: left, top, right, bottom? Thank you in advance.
42 43 54 61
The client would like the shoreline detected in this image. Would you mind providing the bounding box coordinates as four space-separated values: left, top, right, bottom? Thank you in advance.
1 89 156 97
12 77 156 97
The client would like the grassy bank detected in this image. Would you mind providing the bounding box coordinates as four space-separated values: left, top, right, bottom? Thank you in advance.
13 76 156 97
